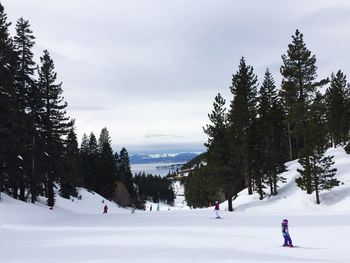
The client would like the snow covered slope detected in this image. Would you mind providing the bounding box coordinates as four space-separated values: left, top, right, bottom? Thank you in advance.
223 147 350 214
0 147 349 263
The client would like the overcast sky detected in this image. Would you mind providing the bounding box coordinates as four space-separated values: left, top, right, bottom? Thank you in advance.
3 0 350 154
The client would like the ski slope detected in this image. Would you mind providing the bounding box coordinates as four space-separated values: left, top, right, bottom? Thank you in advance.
1 147 350 262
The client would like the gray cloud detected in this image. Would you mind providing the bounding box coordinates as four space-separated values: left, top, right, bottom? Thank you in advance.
3 0 350 152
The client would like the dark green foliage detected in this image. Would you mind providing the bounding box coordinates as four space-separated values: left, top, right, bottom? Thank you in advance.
60 127 79 198
184 166 218 208
181 152 206 170
256 69 287 197
0 2 132 208
280 29 326 160
297 150 339 204
117 148 137 201
0 2 16 198
228 57 258 196
86 132 98 191
134 172 175 205
296 92 340 202
325 70 350 146
38 50 72 206
96 128 117 199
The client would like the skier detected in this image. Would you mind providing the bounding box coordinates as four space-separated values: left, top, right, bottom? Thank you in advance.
150 204 152 211
103 204 108 214
281 219 293 247
214 201 221 219
131 203 136 214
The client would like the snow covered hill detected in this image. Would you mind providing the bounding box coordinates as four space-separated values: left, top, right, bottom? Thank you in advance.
0 147 350 263
225 147 350 214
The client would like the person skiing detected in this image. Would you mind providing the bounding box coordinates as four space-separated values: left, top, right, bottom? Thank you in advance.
281 219 293 247
214 201 221 219
131 203 136 214
150 204 152 211
103 204 108 214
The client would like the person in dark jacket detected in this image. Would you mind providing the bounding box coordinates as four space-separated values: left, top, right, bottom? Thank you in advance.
214 201 221 219
103 204 108 214
281 219 293 247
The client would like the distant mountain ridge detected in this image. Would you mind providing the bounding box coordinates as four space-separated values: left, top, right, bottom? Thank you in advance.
130 152 201 164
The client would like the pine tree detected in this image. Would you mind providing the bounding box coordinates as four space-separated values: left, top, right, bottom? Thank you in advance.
202 93 233 208
96 127 117 199
60 126 79 198
0 2 16 198
87 132 98 191
325 70 350 146
280 29 326 160
118 147 137 203
228 57 258 196
38 50 72 207
10 17 38 201
296 91 338 201
297 147 339 204
257 69 287 196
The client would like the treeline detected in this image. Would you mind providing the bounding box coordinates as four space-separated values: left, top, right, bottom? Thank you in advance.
0 3 143 207
134 172 175 205
186 30 346 208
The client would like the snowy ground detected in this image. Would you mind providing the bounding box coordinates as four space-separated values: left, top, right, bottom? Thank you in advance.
1 147 350 263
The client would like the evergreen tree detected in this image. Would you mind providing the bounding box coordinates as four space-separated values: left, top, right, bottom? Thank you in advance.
96 127 117 199
202 93 233 208
325 70 350 146
60 126 79 198
280 29 326 160
118 147 137 203
79 133 90 189
87 132 98 191
228 57 258 196
296 92 336 200
257 69 287 196
11 17 38 201
184 166 217 208
38 50 72 207
0 2 16 198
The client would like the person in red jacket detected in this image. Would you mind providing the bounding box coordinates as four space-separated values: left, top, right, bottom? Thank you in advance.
214 201 221 219
103 204 108 214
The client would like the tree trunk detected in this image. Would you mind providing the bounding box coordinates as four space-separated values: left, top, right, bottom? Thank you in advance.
287 123 293 161
31 134 36 203
306 156 312 194
268 170 273 196
315 175 320 204
246 173 253 195
227 193 233 212
272 171 278 195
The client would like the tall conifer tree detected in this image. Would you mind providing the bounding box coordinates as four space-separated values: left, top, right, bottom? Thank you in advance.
97 127 117 199
0 3 16 198
257 69 287 196
228 57 258 196
280 29 326 160
118 148 137 203
13 17 38 201
325 70 350 146
60 126 79 198
38 50 72 207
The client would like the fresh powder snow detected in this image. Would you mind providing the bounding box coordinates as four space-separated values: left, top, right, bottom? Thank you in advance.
1 147 350 262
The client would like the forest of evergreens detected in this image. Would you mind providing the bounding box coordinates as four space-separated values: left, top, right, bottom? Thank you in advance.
185 29 347 208
0 2 175 208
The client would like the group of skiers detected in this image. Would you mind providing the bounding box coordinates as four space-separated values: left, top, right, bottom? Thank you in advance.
102 203 136 214
102 199 293 247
